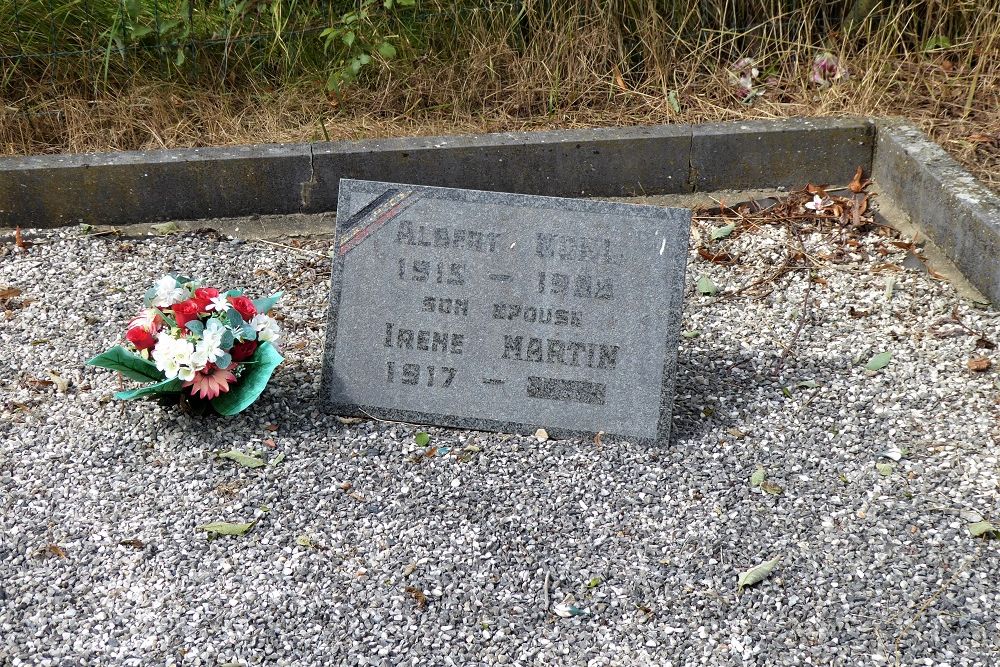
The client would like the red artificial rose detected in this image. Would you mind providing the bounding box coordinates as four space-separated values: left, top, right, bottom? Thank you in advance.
172 299 203 331
125 326 156 350
193 287 220 311
230 340 258 362
228 295 256 320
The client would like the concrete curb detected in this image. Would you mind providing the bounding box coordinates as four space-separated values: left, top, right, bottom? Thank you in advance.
4 116 995 307
0 117 873 227
873 121 1000 305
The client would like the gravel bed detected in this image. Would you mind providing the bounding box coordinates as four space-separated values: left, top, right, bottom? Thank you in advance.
1 218 999 667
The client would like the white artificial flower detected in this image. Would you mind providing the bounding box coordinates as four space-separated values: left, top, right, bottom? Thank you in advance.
250 314 281 344
207 295 231 313
177 366 196 382
151 275 189 308
194 319 226 366
190 348 209 372
151 332 196 380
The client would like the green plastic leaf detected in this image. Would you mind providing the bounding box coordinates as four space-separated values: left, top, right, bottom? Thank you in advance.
218 449 266 468
185 319 204 335
150 221 180 235
884 276 896 301
923 36 952 51
737 556 781 591
114 378 182 400
968 521 997 538
667 90 681 113
415 432 430 447
270 452 286 466
696 275 717 296
586 577 602 588
865 351 892 372
710 223 736 240
750 465 765 487
215 352 233 370
211 342 283 416
796 379 821 389
377 42 396 59
252 292 282 314
87 346 165 383
681 330 700 339
296 535 314 547
876 462 894 477
227 308 245 329
196 521 253 536
553 603 589 617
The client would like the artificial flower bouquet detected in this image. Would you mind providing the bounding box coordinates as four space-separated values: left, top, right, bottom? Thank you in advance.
87 274 284 415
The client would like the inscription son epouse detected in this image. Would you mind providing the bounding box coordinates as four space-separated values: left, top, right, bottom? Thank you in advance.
321 179 691 444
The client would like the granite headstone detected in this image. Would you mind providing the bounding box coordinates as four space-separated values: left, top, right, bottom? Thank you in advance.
321 179 691 444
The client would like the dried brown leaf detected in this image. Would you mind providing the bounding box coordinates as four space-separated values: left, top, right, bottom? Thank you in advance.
967 133 995 144
612 66 628 91
848 306 870 318
405 585 428 609
0 287 22 300
849 166 872 193
45 544 67 559
967 357 992 372
697 247 738 265
119 538 146 549
15 226 28 251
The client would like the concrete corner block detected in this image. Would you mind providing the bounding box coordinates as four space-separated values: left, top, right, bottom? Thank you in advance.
874 120 1000 304
691 117 876 191
304 125 693 211
0 144 311 227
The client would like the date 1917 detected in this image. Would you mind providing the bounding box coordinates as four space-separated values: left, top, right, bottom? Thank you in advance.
386 361 457 388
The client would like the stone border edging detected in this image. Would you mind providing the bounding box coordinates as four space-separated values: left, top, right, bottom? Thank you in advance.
873 120 1000 305
2 115 996 305
0 117 873 227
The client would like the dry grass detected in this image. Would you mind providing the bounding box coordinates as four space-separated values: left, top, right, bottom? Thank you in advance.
1 0 997 190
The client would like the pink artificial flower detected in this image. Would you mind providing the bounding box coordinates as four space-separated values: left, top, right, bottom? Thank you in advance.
805 194 834 212
730 57 761 100
183 366 238 400
811 52 847 86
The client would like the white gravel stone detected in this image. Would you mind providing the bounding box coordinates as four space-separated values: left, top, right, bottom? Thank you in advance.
0 221 998 667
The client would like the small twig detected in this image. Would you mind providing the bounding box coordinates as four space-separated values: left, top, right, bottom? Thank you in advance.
542 571 551 611
253 238 330 258
774 231 813 377
354 406 425 429
893 551 978 662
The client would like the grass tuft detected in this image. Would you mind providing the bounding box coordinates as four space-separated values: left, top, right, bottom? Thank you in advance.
0 1 997 190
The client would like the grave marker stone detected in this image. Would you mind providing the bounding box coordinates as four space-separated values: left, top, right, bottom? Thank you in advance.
321 179 691 444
